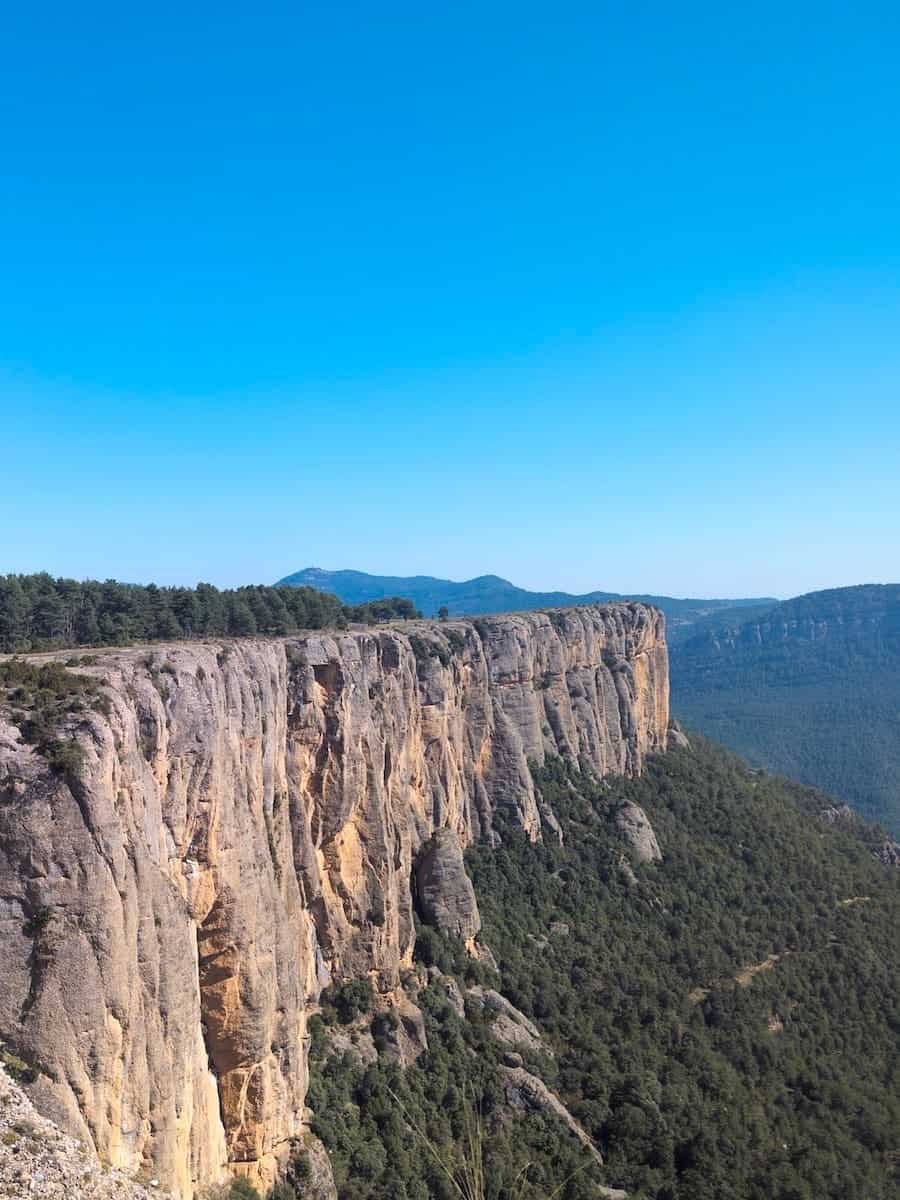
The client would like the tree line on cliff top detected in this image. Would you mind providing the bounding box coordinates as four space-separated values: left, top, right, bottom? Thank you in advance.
0 573 420 652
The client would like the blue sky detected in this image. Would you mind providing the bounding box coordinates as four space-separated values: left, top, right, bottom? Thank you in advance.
3 2 899 598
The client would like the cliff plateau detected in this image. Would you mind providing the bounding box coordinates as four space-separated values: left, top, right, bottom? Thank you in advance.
0 604 669 1197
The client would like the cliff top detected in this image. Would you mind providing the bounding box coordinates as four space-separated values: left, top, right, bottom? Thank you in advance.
0 599 667 666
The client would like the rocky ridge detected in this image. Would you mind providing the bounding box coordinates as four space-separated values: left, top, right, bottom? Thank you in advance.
0 604 669 1196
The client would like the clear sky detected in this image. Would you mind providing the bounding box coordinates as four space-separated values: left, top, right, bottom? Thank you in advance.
3 2 899 598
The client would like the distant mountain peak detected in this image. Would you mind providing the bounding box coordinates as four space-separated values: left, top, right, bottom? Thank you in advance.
275 566 775 626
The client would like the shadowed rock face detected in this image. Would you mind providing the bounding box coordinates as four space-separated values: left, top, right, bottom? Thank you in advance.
0 604 668 1197
414 829 481 940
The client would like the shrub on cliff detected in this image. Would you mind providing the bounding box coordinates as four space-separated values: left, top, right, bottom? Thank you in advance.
0 1044 36 1085
320 979 375 1026
0 658 100 779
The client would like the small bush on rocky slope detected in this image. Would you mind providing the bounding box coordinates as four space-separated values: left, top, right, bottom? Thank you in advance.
0 1043 36 1084
202 1179 276 1200
319 979 376 1026
0 657 107 778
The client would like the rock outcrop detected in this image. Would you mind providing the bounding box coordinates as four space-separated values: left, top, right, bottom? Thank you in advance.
414 829 481 942
427 969 465 1017
875 840 900 867
615 800 663 864
499 1066 629 1198
667 718 691 750
465 987 548 1056
500 1065 603 1166
0 604 668 1197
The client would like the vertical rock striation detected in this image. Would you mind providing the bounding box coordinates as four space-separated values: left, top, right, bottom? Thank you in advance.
0 604 668 1197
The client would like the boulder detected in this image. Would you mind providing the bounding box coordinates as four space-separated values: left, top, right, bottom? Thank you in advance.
615 800 662 863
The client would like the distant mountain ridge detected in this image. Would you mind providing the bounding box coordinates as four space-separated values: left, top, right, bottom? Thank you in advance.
276 566 775 631
682 583 900 651
670 583 900 833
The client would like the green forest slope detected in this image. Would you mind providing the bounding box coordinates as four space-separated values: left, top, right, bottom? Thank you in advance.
670 584 900 834
307 741 900 1200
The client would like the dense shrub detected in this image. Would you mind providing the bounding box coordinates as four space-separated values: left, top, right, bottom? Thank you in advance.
320 979 376 1026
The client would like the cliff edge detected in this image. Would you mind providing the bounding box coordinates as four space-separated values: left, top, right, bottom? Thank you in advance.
0 604 668 1196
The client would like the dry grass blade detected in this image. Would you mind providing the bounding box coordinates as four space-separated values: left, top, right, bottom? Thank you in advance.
387 1082 597 1200
387 1086 474 1200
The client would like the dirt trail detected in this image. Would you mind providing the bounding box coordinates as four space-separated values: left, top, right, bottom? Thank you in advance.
735 952 784 987
689 950 789 1003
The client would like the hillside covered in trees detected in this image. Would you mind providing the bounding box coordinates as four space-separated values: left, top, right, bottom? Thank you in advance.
308 742 900 1200
669 584 900 834
0 573 419 652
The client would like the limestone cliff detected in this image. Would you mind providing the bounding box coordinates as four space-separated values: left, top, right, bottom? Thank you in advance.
0 604 668 1197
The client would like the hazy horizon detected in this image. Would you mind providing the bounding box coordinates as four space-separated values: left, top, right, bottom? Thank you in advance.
11 558 900 606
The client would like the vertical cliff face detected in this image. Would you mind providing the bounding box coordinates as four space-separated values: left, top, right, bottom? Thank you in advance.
0 604 668 1197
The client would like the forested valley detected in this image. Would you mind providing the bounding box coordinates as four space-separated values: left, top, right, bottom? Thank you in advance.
670 584 900 833
307 742 900 1200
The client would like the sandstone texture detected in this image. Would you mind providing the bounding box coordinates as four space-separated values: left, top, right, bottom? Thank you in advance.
0 604 668 1196
377 997 428 1066
292 1135 337 1200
